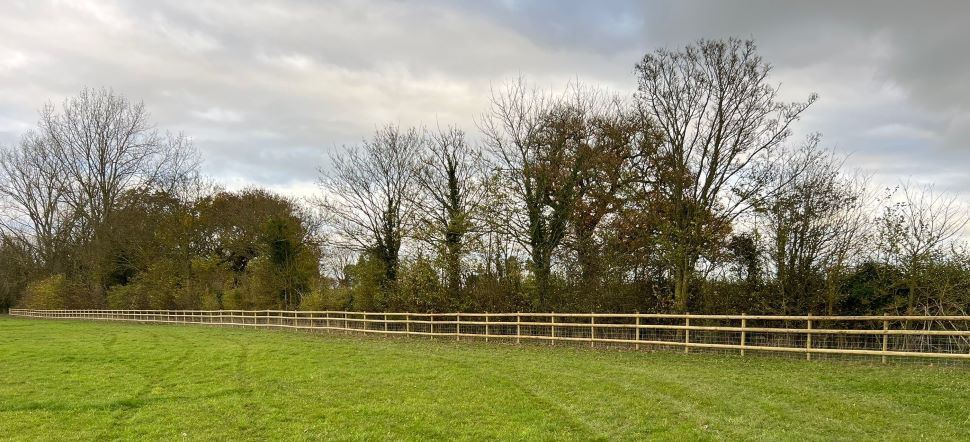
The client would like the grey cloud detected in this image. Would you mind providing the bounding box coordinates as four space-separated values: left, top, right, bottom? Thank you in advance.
0 0 967 198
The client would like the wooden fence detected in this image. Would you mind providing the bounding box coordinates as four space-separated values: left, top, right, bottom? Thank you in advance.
9 309 970 362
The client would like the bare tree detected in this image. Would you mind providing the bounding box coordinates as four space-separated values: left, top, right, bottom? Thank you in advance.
878 182 970 313
0 131 78 270
634 38 817 311
0 88 198 306
481 79 551 308
759 141 870 314
38 87 197 230
820 172 872 314
319 125 422 284
413 126 489 303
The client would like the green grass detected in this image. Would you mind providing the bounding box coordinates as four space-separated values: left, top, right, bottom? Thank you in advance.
0 317 967 441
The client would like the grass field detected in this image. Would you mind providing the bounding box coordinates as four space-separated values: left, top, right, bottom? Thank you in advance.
0 317 967 441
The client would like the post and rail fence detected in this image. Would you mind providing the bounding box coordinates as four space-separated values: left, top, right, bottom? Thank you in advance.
9 309 970 363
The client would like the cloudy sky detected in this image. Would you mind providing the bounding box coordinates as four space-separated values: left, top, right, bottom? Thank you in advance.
1 0 968 197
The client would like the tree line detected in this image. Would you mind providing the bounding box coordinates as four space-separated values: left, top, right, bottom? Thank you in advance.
2 39 969 316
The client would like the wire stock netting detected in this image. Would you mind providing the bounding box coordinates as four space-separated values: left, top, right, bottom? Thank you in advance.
10 309 969 366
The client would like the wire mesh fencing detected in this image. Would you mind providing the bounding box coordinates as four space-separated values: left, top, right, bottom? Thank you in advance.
9 309 969 364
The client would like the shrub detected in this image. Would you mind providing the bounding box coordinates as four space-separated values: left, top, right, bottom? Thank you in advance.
19 274 70 309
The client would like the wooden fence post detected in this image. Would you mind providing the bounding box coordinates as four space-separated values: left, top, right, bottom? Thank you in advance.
740 313 747 357
551 312 556 346
430 313 434 338
635 312 640 351
456 313 461 341
384 313 388 337
806 313 813 361
590 314 595 348
882 314 889 364
684 314 690 354
485 313 489 343
406 313 411 337
516 312 521 345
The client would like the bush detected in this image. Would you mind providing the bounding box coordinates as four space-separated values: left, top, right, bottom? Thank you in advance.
298 286 351 311
392 257 446 312
19 274 70 309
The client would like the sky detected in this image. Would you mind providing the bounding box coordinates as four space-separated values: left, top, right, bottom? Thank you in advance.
1 0 968 198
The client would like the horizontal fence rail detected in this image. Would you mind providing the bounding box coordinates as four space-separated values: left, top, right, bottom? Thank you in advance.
9 309 970 362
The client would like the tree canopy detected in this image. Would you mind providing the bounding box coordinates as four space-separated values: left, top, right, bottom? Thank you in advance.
3 40 969 317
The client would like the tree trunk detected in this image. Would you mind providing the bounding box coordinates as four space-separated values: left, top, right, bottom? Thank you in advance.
532 248 552 311
673 255 691 313
444 245 462 304
575 233 601 304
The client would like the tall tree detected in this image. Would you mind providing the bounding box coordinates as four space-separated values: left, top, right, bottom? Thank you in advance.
0 235 32 312
877 183 969 313
634 38 817 311
563 96 655 302
39 87 196 231
0 132 76 271
319 125 422 285
758 141 869 314
482 80 629 309
413 127 488 304
2 87 198 305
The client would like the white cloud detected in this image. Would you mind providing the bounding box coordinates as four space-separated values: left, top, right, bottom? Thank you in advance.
151 14 222 54
191 107 243 123
0 48 32 73
258 52 315 71
864 124 939 141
